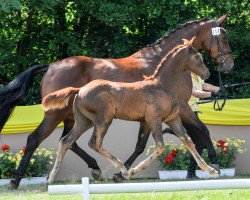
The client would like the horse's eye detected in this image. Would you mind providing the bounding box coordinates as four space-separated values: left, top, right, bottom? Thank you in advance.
222 34 227 41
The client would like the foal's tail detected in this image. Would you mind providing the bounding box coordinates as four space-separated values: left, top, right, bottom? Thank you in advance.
0 64 49 133
42 87 80 112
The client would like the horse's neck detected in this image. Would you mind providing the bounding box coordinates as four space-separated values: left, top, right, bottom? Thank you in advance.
132 22 203 62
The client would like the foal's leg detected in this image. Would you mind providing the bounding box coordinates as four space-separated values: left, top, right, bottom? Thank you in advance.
62 120 102 180
88 122 128 175
124 119 164 179
9 113 63 189
113 122 151 182
179 105 218 166
48 110 93 184
167 116 218 175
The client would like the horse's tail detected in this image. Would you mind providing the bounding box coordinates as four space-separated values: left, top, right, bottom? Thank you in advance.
42 87 80 112
0 64 49 133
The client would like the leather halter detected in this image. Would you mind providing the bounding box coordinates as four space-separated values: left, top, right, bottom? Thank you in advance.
209 20 232 70
209 20 232 111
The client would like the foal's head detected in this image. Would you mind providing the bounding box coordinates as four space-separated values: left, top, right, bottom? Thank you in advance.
182 37 210 80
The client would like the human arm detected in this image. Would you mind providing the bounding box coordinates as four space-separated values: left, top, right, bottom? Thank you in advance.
192 83 222 99
192 87 212 99
202 82 220 92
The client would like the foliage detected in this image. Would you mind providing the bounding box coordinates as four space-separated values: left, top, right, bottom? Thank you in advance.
148 137 246 170
0 144 54 178
148 142 190 170
203 137 247 169
0 0 249 104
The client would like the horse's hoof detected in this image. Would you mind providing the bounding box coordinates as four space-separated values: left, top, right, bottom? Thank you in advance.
91 169 103 181
47 178 54 185
9 179 19 190
112 173 124 183
210 164 220 174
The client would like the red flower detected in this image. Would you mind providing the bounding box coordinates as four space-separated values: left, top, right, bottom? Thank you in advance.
165 154 174 165
1 144 10 151
217 140 225 147
171 149 178 157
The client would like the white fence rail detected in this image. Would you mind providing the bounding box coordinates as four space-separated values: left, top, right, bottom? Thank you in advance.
48 178 250 200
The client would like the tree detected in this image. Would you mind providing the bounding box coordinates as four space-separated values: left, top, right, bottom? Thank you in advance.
0 0 249 104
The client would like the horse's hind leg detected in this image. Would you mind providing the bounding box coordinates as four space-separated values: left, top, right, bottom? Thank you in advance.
62 120 102 180
125 119 164 179
48 110 93 184
88 122 128 175
167 116 218 175
113 122 151 183
10 114 62 189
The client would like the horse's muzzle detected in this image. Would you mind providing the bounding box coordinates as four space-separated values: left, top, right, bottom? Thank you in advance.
219 61 234 74
201 72 210 80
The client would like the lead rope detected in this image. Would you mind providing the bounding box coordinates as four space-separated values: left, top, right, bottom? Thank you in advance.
211 20 227 111
213 70 227 111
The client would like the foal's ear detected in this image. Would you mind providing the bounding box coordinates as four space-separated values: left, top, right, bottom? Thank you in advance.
182 36 196 46
217 14 228 26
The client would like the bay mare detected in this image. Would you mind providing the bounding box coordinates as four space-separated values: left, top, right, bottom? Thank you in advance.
42 38 218 183
0 15 233 188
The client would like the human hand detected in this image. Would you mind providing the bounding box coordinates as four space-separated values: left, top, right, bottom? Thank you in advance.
211 89 224 98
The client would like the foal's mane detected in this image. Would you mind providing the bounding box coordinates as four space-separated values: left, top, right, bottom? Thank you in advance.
147 18 210 47
145 44 187 80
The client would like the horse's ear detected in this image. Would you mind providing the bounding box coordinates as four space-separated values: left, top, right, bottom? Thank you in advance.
189 36 196 46
217 14 228 26
182 36 196 46
182 38 189 45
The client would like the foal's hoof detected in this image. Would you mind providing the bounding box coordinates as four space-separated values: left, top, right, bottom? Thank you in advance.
9 179 19 190
47 178 54 185
112 173 124 183
208 166 219 175
210 164 220 174
91 169 103 181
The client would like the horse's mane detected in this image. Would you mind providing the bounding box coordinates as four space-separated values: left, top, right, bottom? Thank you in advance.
147 18 211 48
145 44 187 80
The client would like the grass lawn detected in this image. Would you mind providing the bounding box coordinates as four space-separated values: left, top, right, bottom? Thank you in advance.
1 177 250 200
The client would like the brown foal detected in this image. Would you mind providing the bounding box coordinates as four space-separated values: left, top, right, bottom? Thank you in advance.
42 38 218 184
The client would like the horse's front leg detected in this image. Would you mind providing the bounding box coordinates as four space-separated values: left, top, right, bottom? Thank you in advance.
124 119 164 179
179 104 218 167
167 116 218 175
113 121 151 182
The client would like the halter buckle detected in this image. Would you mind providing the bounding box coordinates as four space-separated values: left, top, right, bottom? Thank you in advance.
217 55 225 63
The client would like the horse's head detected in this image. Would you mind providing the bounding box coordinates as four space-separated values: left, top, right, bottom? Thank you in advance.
183 37 210 80
198 14 234 73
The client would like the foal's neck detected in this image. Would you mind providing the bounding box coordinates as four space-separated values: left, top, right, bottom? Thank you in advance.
156 50 187 90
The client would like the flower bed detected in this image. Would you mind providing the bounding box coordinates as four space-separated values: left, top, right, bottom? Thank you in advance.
148 137 246 179
0 144 54 180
